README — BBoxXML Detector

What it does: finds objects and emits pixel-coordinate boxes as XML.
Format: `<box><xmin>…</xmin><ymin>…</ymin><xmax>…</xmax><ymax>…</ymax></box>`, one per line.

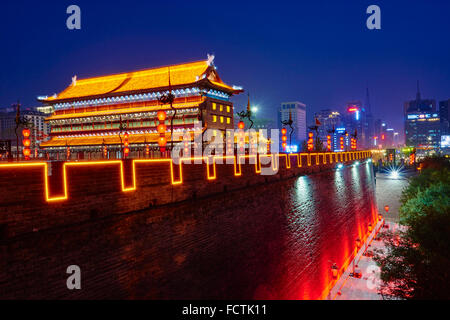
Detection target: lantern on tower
<box><xmin>281</xmin><ymin>128</ymin><xmax>287</xmax><ymax>152</ymax></box>
<box><xmin>327</xmin><ymin>135</ymin><xmax>331</xmax><ymax>151</ymax></box>
<box><xmin>157</xmin><ymin>111</ymin><xmax>167</xmax><ymax>152</ymax></box>
<box><xmin>238</xmin><ymin>121</ymin><xmax>245</xmax><ymax>154</ymax></box>
<box><xmin>123</xmin><ymin>132</ymin><xmax>130</xmax><ymax>157</ymax></box>
<box><xmin>22</xmin><ymin>128</ymin><xmax>31</xmax><ymax>160</ymax></box>
<box><xmin>340</xmin><ymin>136</ymin><xmax>344</xmax><ymax>151</ymax></box>
<box><xmin>351</xmin><ymin>138</ymin><xmax>356</xmax><ymax>150</ymax></box>
<box><xmin>307</xmin><ymin>132</ymin><xmax>314</xmax><ymax>151</ymax></box>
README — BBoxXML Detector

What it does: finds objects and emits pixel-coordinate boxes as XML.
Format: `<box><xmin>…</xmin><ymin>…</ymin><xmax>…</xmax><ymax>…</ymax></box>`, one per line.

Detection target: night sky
<box><xmin>1</xmin><ymin>0</ymin><xmax>449</xmax><ymax>135</ymax></box>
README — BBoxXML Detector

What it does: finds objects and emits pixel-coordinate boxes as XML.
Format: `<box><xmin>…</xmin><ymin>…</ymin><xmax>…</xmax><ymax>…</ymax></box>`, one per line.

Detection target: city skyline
<box><xmin>1</xmin><ymin>0</ymin><xmax>449</xmax><ymax>136</ymax></box>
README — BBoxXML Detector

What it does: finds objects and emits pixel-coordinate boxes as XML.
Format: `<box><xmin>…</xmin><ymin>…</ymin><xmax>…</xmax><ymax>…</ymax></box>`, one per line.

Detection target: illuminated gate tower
<box><xmin>39</xmin><ymin>57</ymin><xmax>243</xmax><ymax>158</ymax></box>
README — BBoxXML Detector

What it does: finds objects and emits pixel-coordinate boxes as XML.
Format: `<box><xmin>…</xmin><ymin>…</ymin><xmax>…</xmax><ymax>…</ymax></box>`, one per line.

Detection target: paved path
<box><xmin>331</xmin><ymin>220</ymin><xmax>403</xmax><ymax>300</ymax></box>
<box><xmin>326</xmin><ymin>169</ymin><xmax>412</xmax><ymax>300</ymax></box>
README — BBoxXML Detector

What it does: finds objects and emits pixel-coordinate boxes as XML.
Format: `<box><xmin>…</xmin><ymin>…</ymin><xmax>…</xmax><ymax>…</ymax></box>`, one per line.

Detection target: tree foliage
<box><xmin>374</xmin><ymin>156</ymin><xmax>450</xmax><ymax>300</ymax></box>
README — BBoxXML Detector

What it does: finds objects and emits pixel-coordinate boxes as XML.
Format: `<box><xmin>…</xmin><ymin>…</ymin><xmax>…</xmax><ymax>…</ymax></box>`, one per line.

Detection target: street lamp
<box><xmin>331</xmin><ymin>263</ymin><xmax>339</xmax><ymax>279</ymax></box>
<box><xmin>14</xmin><ymin>102</ymin><xmax>31</xmax><ymax>162</ymax></box>
<box><xmin>356</xmin><ymin>237</ymin><xmax>361</xmax><ymax>249</ymax></box>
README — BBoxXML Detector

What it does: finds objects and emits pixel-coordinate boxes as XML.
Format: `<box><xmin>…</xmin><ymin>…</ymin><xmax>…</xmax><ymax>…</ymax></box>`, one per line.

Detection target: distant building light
<box><xmin>286</xmin><ymin>145</ymin><xmax>298</xmax><ymax>153</ymax></box>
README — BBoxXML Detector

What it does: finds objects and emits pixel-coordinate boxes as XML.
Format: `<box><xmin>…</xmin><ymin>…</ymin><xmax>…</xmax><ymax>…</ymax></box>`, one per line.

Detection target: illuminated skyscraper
<box><xmin>278</xmin><ymin>102</ymin><xmax>306</xmax><ymax>146</ymax></box>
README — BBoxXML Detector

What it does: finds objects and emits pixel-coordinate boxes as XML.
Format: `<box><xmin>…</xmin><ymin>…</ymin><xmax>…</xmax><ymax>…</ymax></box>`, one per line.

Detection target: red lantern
<box><xmin>23</xmin><ymin>138</ymin><xmax>31</xmax><ymax>147</ymax></box>
<box><xmin>157</xmin><ymin>124</ymin><xmax>167</xmax><ymax>134</ymax></box>
<box><xmin>123</xmin><ymin>132</ymin><xmax>130</xmax><ymax>158</ymax></box>
<box><xmin>282</xmin><ymin>135</ymin><xmax>287</xmax><ymax>142</ymax></box>
<box><xmin>158</xmin><ymin>136</ymin><xmax>167</xmax><ymax>147</ymax></box>
<box><xmin>281</xmin><ymin>128</ymin><xmax>287</xmax><ymax>135</ymax></box>
<box><xmin>22</xmin><ymin>128</ymin><xmax>30</xmax><ymax>137</ymax></box>
<box><xmin>157</xmin><ymin>111</ymin><xmax>167</xmax><ymax>122</ymax></box>
<box><xmin>307</xmin><ymin>132</ymin><xmax>314</xmax><ymax>151</ymax></box>
<box><xmin>23</xmin><ymin>148</ymin><xmax>31</xmax><ymax>157</ymax></box>
<box><xmin>238</xmin><ymin>121</ymin><xmax>245</xmax><ymax>130</ymax></box>
<box><xmin>22</xmin><ymin>128</ymin><xmax>31</xmax><ymax>160</ymax></box>
<box><xmin>384</xmin><ymin>205</ymin><xmax>389</xmax><ymax>213</ymax></box>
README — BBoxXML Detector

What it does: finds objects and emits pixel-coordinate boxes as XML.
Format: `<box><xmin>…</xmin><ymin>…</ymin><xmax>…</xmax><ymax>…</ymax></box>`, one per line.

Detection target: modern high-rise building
<box><xmin>343</xmin><ymin>101</ymin><xmax>368</xmax><ymax>149</ymax></box>
<box><xmin>403</xmin><ymin>82</ymin><xmax>437</xmax><ymax>115</ymax></box>
<box><xmin>278</xmin><ymin>102</ymin><xmax>307</xmax><ymax>147</ymax></box>
<box><xmin>364</xmin><ymin>87</ymin><xmax>375</xmax><ymax>148</ymax></box>
<box><xmin>404</xmin><ymin>83</ymin><xmax>440</xmax><ymax>151</ymax></box>
<box><xmin>439</xmin><ymin>99</ymin><xmax>450</xmax><ymax>135</ymax></box>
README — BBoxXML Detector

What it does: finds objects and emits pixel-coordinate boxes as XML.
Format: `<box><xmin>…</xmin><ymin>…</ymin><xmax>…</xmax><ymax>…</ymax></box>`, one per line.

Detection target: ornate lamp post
<box><xmin>14</xmin><ymin>102</ymin><xmax>30</xmax><ymax>162</ymax></box>
<box><xmin>158</xmin><ymin>68</ymin><xmax>176</xmax><ymax>152</ymax></box>
<box><xmin>236</xmin><ymin>94</ymin><xmax>254</xmax><ymax>129</ymax></box>
<box><xmin>281</xmin><ymin>110</ymin><xmax>294</xmax><ymax>147</ymax></box>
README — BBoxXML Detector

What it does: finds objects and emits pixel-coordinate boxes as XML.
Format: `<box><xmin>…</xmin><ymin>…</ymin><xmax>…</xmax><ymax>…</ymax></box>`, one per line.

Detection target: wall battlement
<box><xmin>0</xmin><ymin>151</ymin><xmax>371</xmax><ymax>239</ymax></box>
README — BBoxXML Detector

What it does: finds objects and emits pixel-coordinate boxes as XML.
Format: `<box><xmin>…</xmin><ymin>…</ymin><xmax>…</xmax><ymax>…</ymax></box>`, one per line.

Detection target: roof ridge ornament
<box><xmin>72</xmin><ymin>75</ymin><xmax>77</xmax><ymax>86</ymax></box>
<box><xmin>207</xmin><ymin>54</ymin><xmax>215</xmax><ymax>67</ymax></box>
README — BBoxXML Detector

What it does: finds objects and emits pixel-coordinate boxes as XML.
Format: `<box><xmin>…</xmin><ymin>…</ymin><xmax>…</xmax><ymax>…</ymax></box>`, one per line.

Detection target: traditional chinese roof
<box><xmin>44</xmin><ymin>60</ymin><xmax>241</xmax><ymax>103</ymax></box>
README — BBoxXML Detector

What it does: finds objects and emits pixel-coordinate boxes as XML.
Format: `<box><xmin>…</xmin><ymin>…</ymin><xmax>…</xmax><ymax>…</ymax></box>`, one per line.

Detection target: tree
<box><xmin>374</xmin><ymin>157</ymin><xmax>450</xmax><ymax>299</ymax></box>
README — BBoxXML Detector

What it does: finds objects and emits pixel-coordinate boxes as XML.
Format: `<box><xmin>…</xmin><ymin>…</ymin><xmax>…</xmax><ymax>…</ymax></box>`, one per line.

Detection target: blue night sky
<box><xmin>1</xmin><ymin>0</ymin><xmax>449</xmax><ymax>135</ymax></box>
